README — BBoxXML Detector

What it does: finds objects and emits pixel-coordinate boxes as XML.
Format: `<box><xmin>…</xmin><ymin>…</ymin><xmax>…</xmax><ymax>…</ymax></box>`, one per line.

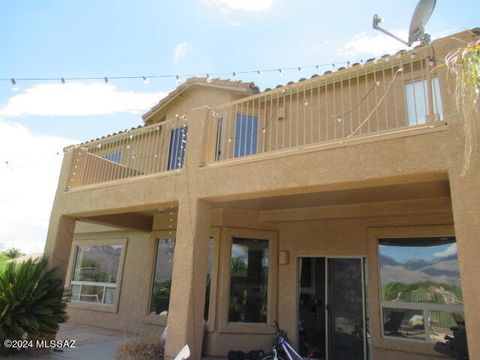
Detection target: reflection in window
<box><xmin>229</xmin><ymin>238</ymin><xmax>269</xmax><ymax>323</ymax></box>
<box><xmin>204</xmin><ymin>236</ymin><xmax>214</xmax><ymax>320</ymax></box>
<box><xmin>167</xmin><ymin>127</ymin><xmax>188</xmax><ymax>170</ymax></box>
<box><xmin>429</xmin><ymin>312</ymin><xmax>464</xmax><ymax>342</ymax></box>
<box><xmin>379</xmin><ymin>237</ymin><xmax>464</xmax><ymax>342</ymax></box>
<box><xmin>150</xmin><ymin>238</ymin><xmax>175</xmax><ymax>315</ymax></box>
<box><xmin>70</xmin><ymin>244</ymin><xmax>123</xmax><ymax>305</ymax></box>
<box><xmin>234</xmin><ymin>114</ymin><xmax>258</xmax><ymax>158</ymax></box>
<box><xmin>383</xmin><ymin>308</ymin><xmax>425</xmax><ymax>341</ymax></box>
<box><xmin>103</xmin><ymin>151</ymin><xmax>122</xmax><ymax>164</ymax></box>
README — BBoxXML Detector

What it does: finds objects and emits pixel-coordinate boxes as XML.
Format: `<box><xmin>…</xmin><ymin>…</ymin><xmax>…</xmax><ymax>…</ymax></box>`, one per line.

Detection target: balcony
<box><xmin>65</xmin><ymin>50</ymin><xmax>444</xmax><ymax>191</ymax></box>
<box><xmin>65</xmin><ymin>119</ymin><xmax>187</xmax><ymax>190</ymax></box>
<box><xmin>204</xmin><ymin>51</ymin><xmax>443</xmax><ymax>163</ymax></box>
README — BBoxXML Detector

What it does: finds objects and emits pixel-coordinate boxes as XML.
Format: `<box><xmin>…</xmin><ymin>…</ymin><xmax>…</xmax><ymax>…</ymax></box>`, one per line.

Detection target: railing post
<box><xmin>425</xmin><ymin>56</ymin><xmax>436</xmax><ymax>123</ymax></box>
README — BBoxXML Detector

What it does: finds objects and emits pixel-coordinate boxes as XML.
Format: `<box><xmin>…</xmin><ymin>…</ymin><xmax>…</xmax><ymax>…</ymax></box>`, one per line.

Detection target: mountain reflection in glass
<box><xmin>229</xmin><ymin>237</ymin><xmax>269</xmax><ymax>323</ymax></box>
<box><xmin>379</xmin><ymin>237</ymin><xmax>464</xmax><ymax>341</ymax></box>
<box><xmin>379</xmin><ymin>237</ymin><xmax>462</xmax><ymax>305</ymax></box>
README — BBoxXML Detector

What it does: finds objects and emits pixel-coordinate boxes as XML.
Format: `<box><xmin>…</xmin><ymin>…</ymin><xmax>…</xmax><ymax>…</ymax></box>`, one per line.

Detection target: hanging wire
<box><xmin>0</xmin><ymin>60</ymin><xmax>362</xmax><ymax>85</ymax></box>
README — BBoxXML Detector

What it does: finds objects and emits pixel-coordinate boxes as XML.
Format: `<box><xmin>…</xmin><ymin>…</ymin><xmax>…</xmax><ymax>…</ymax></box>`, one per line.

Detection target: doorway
<box><xmin>298</xmin><ymin>257</ymin><xmax>368</xmax><ymax>360</ymax></box>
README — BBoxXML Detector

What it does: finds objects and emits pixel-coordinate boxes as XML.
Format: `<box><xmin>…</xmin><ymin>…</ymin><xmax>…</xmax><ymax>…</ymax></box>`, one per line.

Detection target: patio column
<box><xmin>165</xmin><ymin>199</ymin><xmax>211</xmax><ymax>360</ymax></box>
<box><xmin>450</xmin><ymin>162</ymin><xmax>480</xmax><ymax>359</ymax></box>
<box><xmin>44</xmin><ymin>148</ymin><xmax>77</xmax><ymax>281</ymax></box>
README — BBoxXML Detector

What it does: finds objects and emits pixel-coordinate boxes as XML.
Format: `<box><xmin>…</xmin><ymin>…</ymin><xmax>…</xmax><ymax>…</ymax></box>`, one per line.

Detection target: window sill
<box><xmin>67</xmin><ymin>301</ymin><xmax>118</xmax><ymax>314</ymax></box>
<box><xmin>142</xmin><ymin>314</ymin><xmax>168</xmax><ymax>327</ymax></box>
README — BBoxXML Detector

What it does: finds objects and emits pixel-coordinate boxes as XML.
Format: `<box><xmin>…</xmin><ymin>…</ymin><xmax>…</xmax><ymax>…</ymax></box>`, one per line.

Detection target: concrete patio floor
<box><xmin>10</xmin><ymin>323</ymin><xmax>126</xmax><ymax>360</ymax></box>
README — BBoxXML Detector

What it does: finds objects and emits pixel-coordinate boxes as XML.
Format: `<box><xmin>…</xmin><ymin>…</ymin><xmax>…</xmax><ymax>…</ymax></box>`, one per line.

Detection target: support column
<box><xmin>44</xmin><ymin>147</ymin><xmax>77</xmax><ymax>281</ymax></box>
<box><xmin>165</xmin><ymin>199</ymin><xmax>211</xmax><ymax>360</ymax></box>
<box><xmin>450</xmin><ymin>163</ymin><xmax>480</xmax><ymax>359</ymax></box>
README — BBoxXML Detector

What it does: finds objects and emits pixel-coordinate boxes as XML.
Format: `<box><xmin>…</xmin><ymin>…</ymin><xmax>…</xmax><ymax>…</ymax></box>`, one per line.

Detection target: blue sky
<box><xmin>380</xmin><ymin>243</ymin><xmax>458</xmax><ymax>263</ymax></box>
<box><xmin>0</xmin><ymin>0</ymin><xmax>478</xmax><ymax>253</ymax></box>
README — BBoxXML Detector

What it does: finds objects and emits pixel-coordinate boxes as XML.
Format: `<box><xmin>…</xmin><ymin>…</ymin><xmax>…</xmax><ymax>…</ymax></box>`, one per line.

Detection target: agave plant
<box><xmin>0</xmin><ymin>257</ymin><xmax>67</xmax><ymax>351</ymax></box>
<box><xmin>445</xmin><ymin>39</ymin><xmax>480</xmax><ymax>175</ymax></box>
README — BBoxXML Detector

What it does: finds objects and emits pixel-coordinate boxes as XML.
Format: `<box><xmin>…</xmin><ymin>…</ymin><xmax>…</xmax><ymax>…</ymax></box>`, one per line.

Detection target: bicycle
<box><xmin>261</xmin><ymin>321</ymin><xmax>306</xmax><ymax>360</ymax></box>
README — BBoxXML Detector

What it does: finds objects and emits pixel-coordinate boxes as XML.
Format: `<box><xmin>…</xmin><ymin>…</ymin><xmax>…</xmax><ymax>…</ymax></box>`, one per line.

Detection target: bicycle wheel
<box><xmin>260</xmin><ymin>355</ymin><xmax>287</xmax><ymax>360</ymax></box>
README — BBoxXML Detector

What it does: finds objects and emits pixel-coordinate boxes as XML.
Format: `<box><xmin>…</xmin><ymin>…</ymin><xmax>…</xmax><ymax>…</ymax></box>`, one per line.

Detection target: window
<box><xmin>405</xmin><ymin>77</ymin><xmax>443</xmax><ymax>125</ymax></box>
<box><xmin>378</xmin><ymin>237</ymin><xmax>463</xmax><ymax>342</ymax></box>
<box><xmin>215</xmin><ymin>116</ymin><xmax>224</xmax><ymax>161</ymax></box>
<box><xmin>103</xmin><ymin>151</ymin><xmax>122</xmax><ymax>163</ymax></box>
<box><xmin>70</xmin><ymin>244</ymin><xmax>123</xmax><ymax>305</ymax></box>
<box><xmin>234</xmin><ymin>114</ymin><xmax>258</xmax><ymax>158</ymax></box>
<box><xmin>229</xmin><ymin>237</ymin><xmax>269</xmax><ymax>323</ymax></box>
<box><xmin>150</xmin><ymin>238</ymin><xmax>175</xmax><ymax>315</ymax></box>
<box><xmin>204</xmin><ymin>236</ymin><xmax>214</xmax><ymax>320</ymax></box>
<box><xmin>167</xmin><ymin>127</ymin><xmax>188</xmax><ymax>170</ymax></box>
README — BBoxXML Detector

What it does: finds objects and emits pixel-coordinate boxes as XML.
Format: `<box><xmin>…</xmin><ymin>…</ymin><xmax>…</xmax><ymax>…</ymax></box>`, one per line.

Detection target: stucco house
<box><xmin>45</xmin><ymin>29</ymin><xmax>480</xmax><ymax>360</ymax></box>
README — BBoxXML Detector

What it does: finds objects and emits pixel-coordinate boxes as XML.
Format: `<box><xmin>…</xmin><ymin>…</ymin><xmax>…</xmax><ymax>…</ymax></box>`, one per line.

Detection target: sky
<box><xmin>0</xmin><ymin>0</ymin><xmax>478</xmax><ymax>253</ymax></box>
<box><xmin>380</xmin><ymin>243</ymin><xmax>458</xmax><ymax>263</ymax></box>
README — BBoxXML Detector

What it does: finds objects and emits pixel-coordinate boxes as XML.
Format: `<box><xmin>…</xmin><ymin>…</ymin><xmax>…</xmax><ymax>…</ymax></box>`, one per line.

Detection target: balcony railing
<box><xmin>66</xmin><ymin>119</ymin><xmax>187</xmax><ymax>190</ymax></box>
<box><xmin>64</xmin><ymin>50</ymin><xmax>445</xmax><ymax>190</ymax></box>
<box><xmin>206</xmin><ymin>50</ymin><xmax>443</xmax><ymax>163</ymax></box>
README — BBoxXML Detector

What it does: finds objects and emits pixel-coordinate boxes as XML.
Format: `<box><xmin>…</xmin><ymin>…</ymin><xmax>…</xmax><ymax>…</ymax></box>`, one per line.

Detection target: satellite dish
<box><xmin>372</xmin><ymin>0</ymin><xmax>436</xmax><ymax>47</ymax></box>
<box><xmin>408</xmin><ymin>0</ymin><xmax>436</xmax><ymax>45</ymax></box>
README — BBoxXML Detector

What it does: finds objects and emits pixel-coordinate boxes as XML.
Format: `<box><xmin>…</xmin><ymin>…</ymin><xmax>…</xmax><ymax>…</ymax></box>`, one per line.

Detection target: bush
<box><xmin>0</xmin><ymin>257</ymin><xmax>67</xmax><ymax>353</ymax></box>
<box><xmin>116</xmin><ymin>335</ymin><xmax>165</xmax><ymax>359</ymax></box>
<box><xmin>4</xmin><ymin>248</ymin><xmax>22</xmax><ymax>260</ymax></box>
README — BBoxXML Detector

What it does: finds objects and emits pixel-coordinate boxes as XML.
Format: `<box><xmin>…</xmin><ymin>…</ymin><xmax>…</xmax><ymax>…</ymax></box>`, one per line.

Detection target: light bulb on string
<box><xmin>10</xmin><ymin>79</ymin><xmax>19</xmax><ymax>92</ymax></box>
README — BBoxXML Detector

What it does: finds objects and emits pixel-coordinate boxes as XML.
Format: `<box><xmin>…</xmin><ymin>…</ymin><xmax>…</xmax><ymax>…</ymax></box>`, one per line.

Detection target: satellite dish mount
<box><xmin>372</xmin><ymin>0</ymin><xmax>436</xmax><ymax>47</ymax></box>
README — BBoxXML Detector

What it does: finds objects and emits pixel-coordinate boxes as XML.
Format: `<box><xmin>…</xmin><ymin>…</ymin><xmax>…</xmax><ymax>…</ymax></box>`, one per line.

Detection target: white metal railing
<box><xmin>69</xmin><ymin>280</ymin><xmax>117</xmax><ymax>305</ymax></box>
<box><xmin>207</xmin><ymin>49</ymin><xmax>444</xmax><ymax>162</ymax></box>
<box><xmin>66</xmin><ymin>118</ymin><xmax>188</xmax><ymax>190</ymax></box>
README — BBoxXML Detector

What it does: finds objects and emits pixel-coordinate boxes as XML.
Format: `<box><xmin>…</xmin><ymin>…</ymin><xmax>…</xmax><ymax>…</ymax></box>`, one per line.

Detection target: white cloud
<box><xmin>0</xmin><ymin>82</ymin><xmax>166</xmax><ymax>117</ymax></box>
<box><xmin>202</xmin><ymin>0</ymin><xmax>276</xmax><ymax>12</ymax></box>
<box><xmin>173</xmin><ymin>42</ymin><xmax>190</xmax><ymax>64</ymax></box>
<box><xmin>340</xmin><ymin>30</ymin><xmax>408</xmax><ymax>58</ymax></box>
<box><xmin>0</xmin><ymin>118</ymin><xmax>78</xmax><ymax>253</ymax></box>
<box><xmin>434</xmin><ymin>244</ymin><xmax>458</xmax><ymax>258</ymax></box>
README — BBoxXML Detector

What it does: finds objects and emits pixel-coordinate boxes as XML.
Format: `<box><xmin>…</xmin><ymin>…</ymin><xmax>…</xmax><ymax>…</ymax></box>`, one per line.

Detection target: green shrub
<box><xmin>0</xmin><ymin>257</ymin><xmax>67</xmax><ymax>352</ymax></box>
<box><xmin>5</xmin><ymin>248</ymin><xmax>22</xmax><ymax>260</ymax></box>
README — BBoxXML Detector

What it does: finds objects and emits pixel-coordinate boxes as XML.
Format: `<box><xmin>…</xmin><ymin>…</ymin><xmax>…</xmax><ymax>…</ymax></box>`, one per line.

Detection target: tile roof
<box><xmin>142</xmin><ymin>76</ymin><xmax>259</xmax><ymax>121</ymax></box>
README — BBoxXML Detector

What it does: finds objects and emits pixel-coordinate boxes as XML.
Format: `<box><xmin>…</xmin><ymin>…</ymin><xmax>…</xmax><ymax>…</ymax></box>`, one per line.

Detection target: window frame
<box><xmin>367</xmin><ymin>225</ymin><xmax>460</xmax><ymax>356</ymax></box>
<box><xmin>378</xmin><ymin>236</ymin><xmax>463</xmax><ymax>343</ymax></box>
<box><xmin>233</xmin><ymin>113</ymin><xmax>259</xmax><ymax>158</ymax></box>
<box><xmin>404</xmin><ymin>76</ymin><xmax>443</xmax><ymax>126</ymax></box>
<box><xmin>65</xmin><ymin>237</ymin><xmax>128</xmax><ymax>314</ymax></box>
<box><xmin>167</xmin><ymin>126</ymin><xmax>188</xmax><ymax>170</ymax></box>
<box><xmin>218</xmin><ymin>227</ymin><xmax>278</xmax><ymax>334</ymax></box>
<box><xmin>205</xmin><ymin>227</ymin><xmax>221</xmax><ymax>332</ymax></box>
<box><xmin>146</xmin><ymin>235</ymin><xmax>176</xmax><ymax>320</ymax></box>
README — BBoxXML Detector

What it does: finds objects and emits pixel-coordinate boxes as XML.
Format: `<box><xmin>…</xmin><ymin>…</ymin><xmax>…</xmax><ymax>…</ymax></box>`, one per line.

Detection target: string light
<box><xmin>10</xmin><ymin>78</ymin><xmax>19</xmax><ymax>91</ymax></box>
<box><xmin>1</xmin><ymin>59</ymin><xmax>374</xmax><ymax>87</ymax></box>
